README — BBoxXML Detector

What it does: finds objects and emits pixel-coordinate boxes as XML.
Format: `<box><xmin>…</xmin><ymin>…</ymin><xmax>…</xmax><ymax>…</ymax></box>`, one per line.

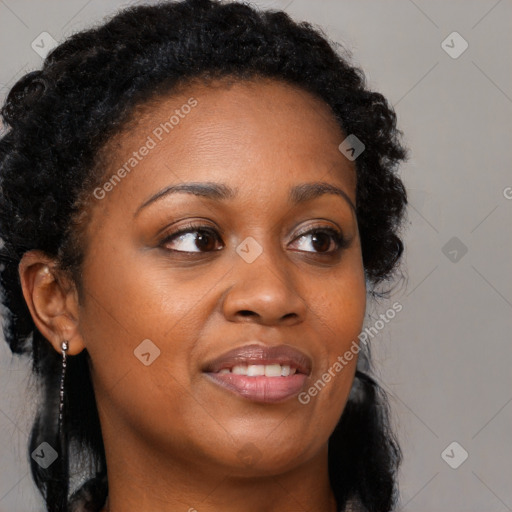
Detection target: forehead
<box><xmin>91</xmin><ymin>77</ymin><xmax>356</xmax><ymax>217</ymax></box>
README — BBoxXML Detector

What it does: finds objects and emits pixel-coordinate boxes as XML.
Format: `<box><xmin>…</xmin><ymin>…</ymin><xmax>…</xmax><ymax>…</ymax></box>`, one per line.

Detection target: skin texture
<box><xmin>19</xmin><ymin>78</ymin><xmax>367</xmax><ymax>512</ymax></box>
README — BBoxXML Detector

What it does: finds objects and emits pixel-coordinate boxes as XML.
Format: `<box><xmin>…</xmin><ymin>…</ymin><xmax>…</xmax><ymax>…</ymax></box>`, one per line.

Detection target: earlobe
<box><xmin>18</xmin><ymin>249</ymin><xmax>86</xmax><ymax>356</ymax></box>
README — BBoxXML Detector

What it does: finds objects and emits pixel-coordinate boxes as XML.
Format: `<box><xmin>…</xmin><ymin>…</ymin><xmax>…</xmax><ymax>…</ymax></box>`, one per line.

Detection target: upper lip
<box><xmin>203</xmin><ymin>343</ymin><xmax>312</xmax><ymax>375</ymax></box>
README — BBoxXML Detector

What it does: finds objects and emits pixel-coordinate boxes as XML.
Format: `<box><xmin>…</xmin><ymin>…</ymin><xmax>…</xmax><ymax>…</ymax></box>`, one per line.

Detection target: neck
<box><xmin>100</xmin><ymin>423</ymin><xmax>338</xmax><ymax>512</ymax></box>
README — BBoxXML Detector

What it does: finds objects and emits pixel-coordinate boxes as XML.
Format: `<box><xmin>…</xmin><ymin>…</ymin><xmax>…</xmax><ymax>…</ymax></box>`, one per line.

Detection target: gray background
<box><xmin>1</xmin><ymin>0</ymin><xmax>511</xmax><ymax>510</ymax></box>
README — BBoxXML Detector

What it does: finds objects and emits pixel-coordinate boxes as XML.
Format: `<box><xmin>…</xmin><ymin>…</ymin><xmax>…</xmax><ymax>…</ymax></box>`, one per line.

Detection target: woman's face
<box><xmin>76</xmin><ymin>77</ymin><xmax>366</xmax><ymax>476</ymax></box>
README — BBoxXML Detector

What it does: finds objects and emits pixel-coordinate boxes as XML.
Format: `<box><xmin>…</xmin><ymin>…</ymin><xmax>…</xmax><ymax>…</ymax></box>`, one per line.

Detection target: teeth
<box><xmin>217</xmin><ymin>364</ymin><xmax>299</xmax><ymax>376</ymax></box>
<box><xmin>265</xmin><ymin>364</ymin><xmax>282</xmax><ymax>377</ymax></box>
<box><xmin>232</xmin><ymin>365</ymin><xmax>246</xmax><ymax>375</ymax></box>
<box><xmin>247</xmin><ymin>364</ymin><xmax>266</xmax><ymax>376</ymax></box>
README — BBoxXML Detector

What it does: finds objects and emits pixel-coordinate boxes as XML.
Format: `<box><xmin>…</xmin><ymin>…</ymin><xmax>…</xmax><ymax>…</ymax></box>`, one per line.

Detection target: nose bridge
<box><xmin>237</xmin><ymin>233</ymin><xmax>289</xmax><ymax>287</ymax></box>
<box><xmin>222</xmin><ymin>232</ymin><xmax>306</xmax><ymax>323</ymax></box>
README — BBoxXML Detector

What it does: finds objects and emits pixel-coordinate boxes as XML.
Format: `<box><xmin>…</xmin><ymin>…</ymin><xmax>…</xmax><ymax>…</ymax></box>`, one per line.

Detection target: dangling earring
<box><xmin>58</xmin><ymin>340</ymin><xmax>69</xmax><ymax>436</ymax></box>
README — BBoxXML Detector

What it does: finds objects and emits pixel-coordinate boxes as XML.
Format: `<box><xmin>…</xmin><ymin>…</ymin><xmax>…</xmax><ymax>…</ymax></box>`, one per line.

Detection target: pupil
<box><xmin>197</xmin><ymin>232</ymin><xmax>214</xmax><ymax>251</ymax></box>
<box><xmin>312</xmin><ymin>233</ymin><xmax>330</xmax><ymax>252</ymax></box>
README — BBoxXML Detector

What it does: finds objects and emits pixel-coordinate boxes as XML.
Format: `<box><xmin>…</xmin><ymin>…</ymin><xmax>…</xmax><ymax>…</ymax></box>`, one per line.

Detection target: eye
<box><xmin>289</xmin><ymin>227</ymin><xmax>349</xmax><ymax>254</ymax></box>
<box><xmin>160</xmin><ymin>223</ymin><xmax>223</xmax><ymax>253</ymax></box>
<box><xmin>159</xmin><ymin>223</ymin><xmax>349</xmax><ymax>255</ymax></box>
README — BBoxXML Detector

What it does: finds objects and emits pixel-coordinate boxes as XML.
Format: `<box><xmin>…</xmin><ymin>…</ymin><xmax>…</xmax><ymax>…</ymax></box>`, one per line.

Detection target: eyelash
<box><xmin>159</xmin><ymin>222</ymin><xmax>350</xmax><ymax>255</ymax></box>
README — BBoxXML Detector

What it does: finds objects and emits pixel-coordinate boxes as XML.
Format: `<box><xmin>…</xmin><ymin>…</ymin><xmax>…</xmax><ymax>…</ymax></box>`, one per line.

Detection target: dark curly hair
<box><xmin>0</xmin><ymin>0</ymin><xmax>408</xmax><ymax>511</ymax></box>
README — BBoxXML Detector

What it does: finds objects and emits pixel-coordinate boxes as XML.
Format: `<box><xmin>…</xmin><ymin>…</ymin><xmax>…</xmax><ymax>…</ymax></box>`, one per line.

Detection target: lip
<box><xmin>202</xmin><ymin>343</ymin><xmax>312</xmax><ymax>403</ymax></box>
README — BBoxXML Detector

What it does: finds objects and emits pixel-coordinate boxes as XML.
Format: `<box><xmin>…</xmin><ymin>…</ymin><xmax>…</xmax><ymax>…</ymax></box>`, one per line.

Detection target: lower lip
<box><xmin>204</xmin><ymin>372</ymin><xmax>308</xmax><ymax>403</ymax></box>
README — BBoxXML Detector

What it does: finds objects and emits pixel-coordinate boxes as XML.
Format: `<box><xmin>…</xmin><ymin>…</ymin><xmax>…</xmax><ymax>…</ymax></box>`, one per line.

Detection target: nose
<box><xmin>221</xmin><ymin>240</ymin><xmax>308</xmax><ymax>326</ymax></box>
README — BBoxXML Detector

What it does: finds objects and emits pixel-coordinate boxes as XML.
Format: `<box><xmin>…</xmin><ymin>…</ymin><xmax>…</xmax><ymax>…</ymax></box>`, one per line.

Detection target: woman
<box><xmin>0</xmin><ymin>0</ymin><xmax>408</xmax><ymax>511</ymax></box>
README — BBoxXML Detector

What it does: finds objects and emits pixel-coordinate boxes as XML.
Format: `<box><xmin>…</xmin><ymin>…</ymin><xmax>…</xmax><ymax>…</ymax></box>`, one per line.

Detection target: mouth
<box><xmin>202</xmin><ymin>344</ymin><xmax>312</xmax><ymax>403</ymax></box>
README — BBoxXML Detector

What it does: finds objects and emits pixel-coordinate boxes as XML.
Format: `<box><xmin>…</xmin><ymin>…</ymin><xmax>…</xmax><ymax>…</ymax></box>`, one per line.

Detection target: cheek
<box><xmin>77</xmin><ymin>254</ymin><xmax>215</xmax><ymax>442</ymax></box>
<box><xmin>77</xmin><ymin>241</ymin><xmax>189</xmax><ymax>386</ymax></box>
<box><xmin>300</xmin><ymin>254</ymin><xmax>366</xmax><ymax>414</ymax></box>
<box><xmin>311</xmin><ymin>251</ymin><xmax>367</xmax><ymax>346</ymax></box>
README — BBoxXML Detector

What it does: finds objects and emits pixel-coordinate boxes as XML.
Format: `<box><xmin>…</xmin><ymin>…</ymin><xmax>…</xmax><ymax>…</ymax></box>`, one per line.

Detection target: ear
<box><xmin>18</xmin><ymin>250</ymin><xmax>86</xmax><ymax>356</ymax></box>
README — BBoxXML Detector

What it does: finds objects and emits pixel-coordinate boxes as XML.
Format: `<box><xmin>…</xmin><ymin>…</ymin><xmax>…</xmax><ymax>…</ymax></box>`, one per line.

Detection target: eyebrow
<box><xmin>134</xmin><ymin>180</ymin><xmax>356</xmax><ymax>217</ymax></box>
